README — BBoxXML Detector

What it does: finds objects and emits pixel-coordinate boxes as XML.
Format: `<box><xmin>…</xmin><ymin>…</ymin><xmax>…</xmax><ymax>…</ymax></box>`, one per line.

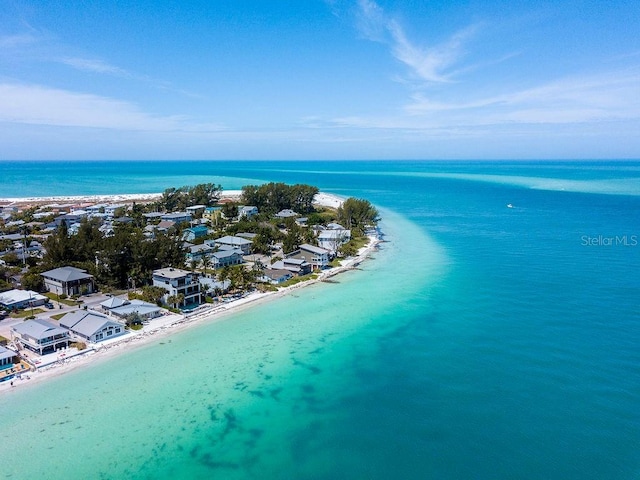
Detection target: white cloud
<box><xmin>406</xmin><ymin>69</ymin><xmax>640</xmax><ymax>125</ymax></box>
<box><xmin>355</xmin><ymin>0</ymin><xmax>477</xmax><ymax>83</ymax></box>
<box><xmin>59</xmin><ymin>57</ymin><xmax>131</xmax><ymax>77</ymax></box>
<box><xmin>0</xmin><ymin>33</ymin><xmax>37</xmax><ymax>48</ymax></box>
<box><xmin>0</xmin><ymin>83</ymin><xmax>223</xmax><ymax>132</ymax></box>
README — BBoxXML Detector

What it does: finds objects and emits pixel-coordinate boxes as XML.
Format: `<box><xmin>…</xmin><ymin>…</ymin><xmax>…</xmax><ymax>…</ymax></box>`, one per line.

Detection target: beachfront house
<box><xmin>11</xmin><ymin>319</ymin><xmax>71</xmax><ymax>354</ymax></box>
<box><xmin>290</xmin><ymin>244</ymin><xmax>330</xmax><ymax>270</ymax></box>
<box><xmin>261</xmin><ymin>268</ymin><xmax>293</xmax><ymax>285</ymax></box>
<box><xmin>271</xmin><ymin>257</ymin><xmax>312</xmax><ymax>276</ymax></box>
<box><xmin>0</xmin><ymin>345</ymin><xmax>27</xmax><ymax>383</ymax></box>
<box><xmin>152</xmin><ymin>267</ymin><xmax>202</xmax><ymax>308</ymax></box>
<box><xmin>100</xmin><ymin>296</ymin><xmax>129</xmax><ymax>312</ymax></box>
<box><xmin>317</xmin><ymin>228</ymin><xmax>351</xmax><ymax>255</ymax></box>
<box><xmin>41</xmin><ymin>266</ymin><xmax>95</xmax><ymax>297</ymax></box>
<box><xmin>60</xmin><ymin>311</ymin><xmax>125</xmax><ymax>343</ymax></box>
<box><xmin>0</xmin><ymin>289</ymin><xmax>48</xmax><ymax>310</ymax></box>
<box><xmin>109</xmin><ymin>300</ymin><xmax>162</xmax><ymax>321</ymax></box>
<box><xmin>0</xmin><ymin>346</ymin><xmax>18</xmax><ymax>370</ymax></box>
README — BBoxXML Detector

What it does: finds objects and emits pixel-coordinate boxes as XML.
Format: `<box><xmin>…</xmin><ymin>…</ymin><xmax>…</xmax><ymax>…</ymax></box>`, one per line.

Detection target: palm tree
<box><xmin>201</xmin><ymin>254</ymin><xmax>212</xmax><ymax>277</ymax></box>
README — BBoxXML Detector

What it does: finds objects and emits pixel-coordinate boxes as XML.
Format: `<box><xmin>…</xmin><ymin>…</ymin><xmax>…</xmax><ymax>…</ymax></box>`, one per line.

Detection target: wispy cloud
<box><xmin>354</xmin><ymin>0</ymin><xmax>477</xmax><ymax>84</ymax></box>
<box><xmin>0</xmin><ymin>83</ymin><xmax>223</xmax><ymax>132</ymax></box>
<box><xmin>0</xmin><ymin>33</ymin><xmax>38</xmax><ymax>48</ymax></box>
<box><xmin>59</xmin><ymin>57</ymin><xmax>132</xmax><ymax>77</ymax></box>
<box><xmin>406</xmin><ymin>69</ymin><xmax>640</xmax><ymax>124</ymax></box>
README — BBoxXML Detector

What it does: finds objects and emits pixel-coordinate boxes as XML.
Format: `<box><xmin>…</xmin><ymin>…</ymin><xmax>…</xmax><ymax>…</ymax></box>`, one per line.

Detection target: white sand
<box><xmin>0</xmin><ymin>190</ymin><xmax>343</xmax><ymax>207</ymax></box>
<box><xmin>0</xmin><ymin>191</ymin><xmax>374</xmax><ymax>392</ymax></box>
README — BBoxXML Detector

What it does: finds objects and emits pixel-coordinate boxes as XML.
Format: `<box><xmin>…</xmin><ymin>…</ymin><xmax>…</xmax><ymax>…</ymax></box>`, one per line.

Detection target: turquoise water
<box><xmin>1</xmin><ymin>160</ymin><xmax>639</xmax><ymax>479</ymax></box>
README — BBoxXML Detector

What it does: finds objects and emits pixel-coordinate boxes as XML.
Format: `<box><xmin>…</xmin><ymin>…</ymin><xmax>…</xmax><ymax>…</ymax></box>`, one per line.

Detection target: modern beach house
<box><xmin>152</xmin><ymin>267</ymin><xmax>202</xmax><ymax>308</ymax></box>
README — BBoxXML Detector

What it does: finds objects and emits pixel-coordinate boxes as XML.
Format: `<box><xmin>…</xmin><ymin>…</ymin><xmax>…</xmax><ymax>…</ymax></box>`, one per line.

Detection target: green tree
<box><xmin>336</xmin><ymin>198</ymin><xmax>380</xmax><ymax>235</ymax></box>
<box><xmin>22</xmin><ymin>271</ymin><xmax>44</xmax><ymax>291</ymax></box>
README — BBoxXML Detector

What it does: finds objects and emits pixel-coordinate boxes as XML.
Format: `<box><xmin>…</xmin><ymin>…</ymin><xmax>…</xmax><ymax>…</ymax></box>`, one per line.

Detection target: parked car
<box><xmin>45</xmin><ymin>302</ymin><xmax>54</xmax><ymax>309</ymax></box>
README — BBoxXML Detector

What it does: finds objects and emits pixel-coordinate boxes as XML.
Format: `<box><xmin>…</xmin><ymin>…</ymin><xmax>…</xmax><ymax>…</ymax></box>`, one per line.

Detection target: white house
<box><xmin>275</xmin><ymin>209</ymin><xmax>298</xmax><ymax>218</ymax></box>
<box><xmin>239</xmin><ymin>206</ymin><xmax>259</xmax><ymax>218</ymax></box>
<box><xmin>291</xmin><ymin>244</ymin><xmax>330</xmax><ymax>269</ymax></box>
<box><xmin>317</xmin><ymin>228</ymin><xmax>351</xmax><ymax>255</ymax></box>
<box><xmin>152</xmin><ymin>267</ymin><xmax>202</xmax><ymax>308</ymax></box>
<box><xmin>212</xmin><ymin>249</ymin><xmax>244</xmax><ymax>268</ymax></box>
<box><xmin>60</xmin><ymin>311</ymin><xmax>126</xmax><ymax>343</ymax></box>
<box><xmin>209</xmin><ymin>235</ymin><xmax>252</xmax><ymax>255</ymax></box>
<box><xmin>0</xmin><ymin>289</ymin><xmax>48</xmax><ymax>310</ymax></box>
<box><xmin>11</xmin><ymin>319</ymin><xmax>71</xmax><ymax>355</ymax></box>
<box><xmin>110</xmin><ymin>300</ymin><xmax>162</xmax><ymax>320</ymax></box>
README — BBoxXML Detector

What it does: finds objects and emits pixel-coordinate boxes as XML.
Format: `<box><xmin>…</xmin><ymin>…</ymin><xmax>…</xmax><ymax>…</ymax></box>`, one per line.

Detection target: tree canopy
<box><xmin>156</xmin><ymin>183</ymin><xmax>223</xmax><ymax>211</ymax></box>
<box><xmin>241</xmin><ymin>183</ymin><xmax>319</xmax><ymax>215</ymax></box>
<box><xmin>336</xmin><ymin>198</ymin><xmax>380</xmax><ymax>235</ymax></box>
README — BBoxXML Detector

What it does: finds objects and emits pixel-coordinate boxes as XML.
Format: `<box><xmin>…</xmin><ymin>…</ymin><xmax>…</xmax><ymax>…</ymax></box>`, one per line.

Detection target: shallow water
<box><xmin>1</xmin><ymin>160</ymin><xmax>639</xmax><ymax>479</ymax></box>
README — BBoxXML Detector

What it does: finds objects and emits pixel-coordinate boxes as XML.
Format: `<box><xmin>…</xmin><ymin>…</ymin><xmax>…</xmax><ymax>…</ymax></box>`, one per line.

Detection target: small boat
<box><xmin>507</xmin><ymin>203</ymin><xmax>513</xmax><ymax>208</ymax></box>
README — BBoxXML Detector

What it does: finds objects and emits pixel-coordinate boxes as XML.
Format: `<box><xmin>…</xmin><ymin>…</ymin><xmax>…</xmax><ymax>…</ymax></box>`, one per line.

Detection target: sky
<box><xmin>1</xmin><ymin>0</ymin><xmax>639</xmax><ymax>160</ymax></box>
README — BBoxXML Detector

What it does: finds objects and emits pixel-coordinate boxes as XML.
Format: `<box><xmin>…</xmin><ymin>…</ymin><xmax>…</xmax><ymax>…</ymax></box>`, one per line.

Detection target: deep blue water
<box><xmin>1</xmin><ymin>160</ymin><xmax>639</xmax><ymax>479</ymax></box>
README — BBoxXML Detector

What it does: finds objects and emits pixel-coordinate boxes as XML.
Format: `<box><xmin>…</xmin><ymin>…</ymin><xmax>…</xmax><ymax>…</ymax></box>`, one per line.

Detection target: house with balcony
<box><xmin>203</xmin><ymin>207</ymin><xmax>222</xmax><ymax>225</ymax></box>
<box><xmin>0</xmin><ymin>345</ymin><xmax>29</xmax><ymax>383</ymax></box>
<box><xmin>41</xmin><ymin>266</ymin><xmax>95</xmax><ymax>297</ymax></box>
<box><xmin>271</xmin><ymin>257</ymin><xmax>312</xmax><ymax>276</ymax></box>
<box><xmin>152</xmin><ymin>267</ymin><xmax>202</xmax><ymax>308</ymax></box>
<box><xmin>11</xmin><ymin>319</ymin><xmax>70</xmax><ymax>355</ymax></box>
<box><xmin>290</xmin><ymin>244</ymin><xmax>330</xmax><ymax>270</ymax></box>
<box><xmin>211</xmin><ymin>249</ymin><xmax>244</xmax><ymax>268</ymax></box>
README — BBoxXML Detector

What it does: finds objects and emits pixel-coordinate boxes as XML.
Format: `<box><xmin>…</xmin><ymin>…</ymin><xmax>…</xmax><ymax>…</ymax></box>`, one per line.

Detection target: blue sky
<box><xmin>1</xmin><ymin>0</ymin><xmax>639</xmax><ymax>160</ymax></box>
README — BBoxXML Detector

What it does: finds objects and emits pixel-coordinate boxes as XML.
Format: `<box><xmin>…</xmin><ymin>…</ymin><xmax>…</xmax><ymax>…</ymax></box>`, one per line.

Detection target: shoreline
<box><xmin>1</xmin><ymin>191</ymin><xmax>378</xmax><ymax>392</ymax></box>
<box><xmin>0</xmin><ymin>191</ymin><xmax>344</xmax><ymax>209</ymax></box>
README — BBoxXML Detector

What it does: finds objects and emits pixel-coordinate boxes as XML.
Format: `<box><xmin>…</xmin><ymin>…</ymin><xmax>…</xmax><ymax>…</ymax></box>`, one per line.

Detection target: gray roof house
<box><xmin>261</xmin><ymin>268</ymin><xmax>293</xmax><ymax>285</ymax></box>
<box><xmin>110</xmin><ymin>300</ymin><xmax>162</xmax><ymax>320</ymax></box>
<box><xmin>290</xmin><ymin>244</ymin><xmax>330</xmax><ymax>269</ymax></box>
<box><xmin>152</xmin><ymin>267</ymin><xmax>202</xmax><ymax>308</ymax></box>
<box><xmin>208</xmin><ymin>235</ymin><xmax>252</xmax><ymax>255</ymax></box>
<box><xmin>271</xmin><ymin>257</ymin><xmax>312</xmax><ymax>276</ymax></box>
<box><xmin>0</xmin><ymin>289</ymin><xmax>48</xmax><ymax>310</ymax></box>
<box><xmin>275</xmin><ymin>209</ymin><xmax>298</xmax><ymax>218</ymax></box>
<box><xmin>212</xmin><ymin>249</ymin><xmax>244</xmax><ymax>268</ymax></box>
<box><xmin>11</xmin><ymin>318</ymin><xmax>70</xmax><ymax>354</ymax></box>
<box><xmin>100</xmin><ymin>296</ymin><xmax>129</xmax><ymax>310</ymax></box>
<box><xmin>60</xmin><ymin>311</ymin><xmax>125</xmax><ymax>343</ymax></box>
<box><xmin>41</xmin><ymin>266</ymin><xmax>95</xmax><ymax>296</ymax></box>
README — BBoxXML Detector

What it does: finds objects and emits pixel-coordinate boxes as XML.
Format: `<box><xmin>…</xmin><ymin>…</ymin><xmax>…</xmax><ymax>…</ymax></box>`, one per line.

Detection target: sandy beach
<box><xmin>1</xmin><ymin>191</ymin><xmax>379</xmax><ymax>393</ymax></box>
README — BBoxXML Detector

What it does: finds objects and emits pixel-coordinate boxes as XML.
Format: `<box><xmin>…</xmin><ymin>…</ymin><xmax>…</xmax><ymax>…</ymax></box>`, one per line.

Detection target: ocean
<box><xmin>0</xmin><ymin>160</ymin><xmax>639</xmax><ymax>479</ymax></box>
